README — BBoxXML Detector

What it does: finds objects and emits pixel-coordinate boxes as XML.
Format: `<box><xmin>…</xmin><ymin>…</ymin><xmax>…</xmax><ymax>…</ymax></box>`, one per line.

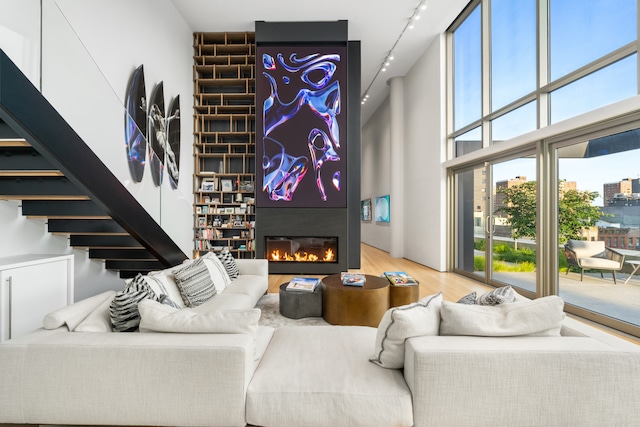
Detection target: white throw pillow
<box><xmin>439</xmin><ymin>296</ymin><xmax>565</xmax><ymax>337</ymax></box>
<box><xmin>74</xmin><ymin>296</ymin><xmax>114</xmax><ymax>332</ymax></box>
<box><xmin>370</xmin><ymin>293</ymin><xmax>442</xmax><ymax>369</ymax></box>
<box><xmin>43</xmin><ymin>290</ymin><xmax>115</xmax><ymax>330</ymax></box>
<box><xmin>200</xmin><ymin>252</ymin><xmax>231</xmax><ymax>292</ymax></box>
<box><xmin>143</xmin><ymin>271</ymin><xmax>185</xmax><ymax>308</ymax></box>
<box><xmin>138</xmin><ymin>299</ymin><xmax>260</xmax><ymax>336</ymax></box>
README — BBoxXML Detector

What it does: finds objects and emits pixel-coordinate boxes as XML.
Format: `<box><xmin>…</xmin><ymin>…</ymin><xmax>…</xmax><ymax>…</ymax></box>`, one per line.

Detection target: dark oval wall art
<box><xmin>166</xmin><ymin>95</ymin><xmax>181</xmax><ymax>189</ymax></box>
<box><xmin>124</xmin><ymin>65</ymin><xmax>147</xmax><ymax>182</ymax></box>
<box><xmin>148</xmin><ymin>81</ymin><xmax>166</xmax><ymax>187</ymax></box>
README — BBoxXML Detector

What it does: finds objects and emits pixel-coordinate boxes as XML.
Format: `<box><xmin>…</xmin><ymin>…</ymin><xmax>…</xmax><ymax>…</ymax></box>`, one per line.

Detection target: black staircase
<box><xmin>0</xmin><ymin>50</ymin><xmax>188</xmax><ymax>278</ymax></box>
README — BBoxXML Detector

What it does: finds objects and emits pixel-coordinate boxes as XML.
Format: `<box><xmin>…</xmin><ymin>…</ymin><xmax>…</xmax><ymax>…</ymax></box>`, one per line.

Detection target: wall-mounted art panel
<box><xmin>361</xmin><ymin>198</ymin><xmax>371</xmax><ymax>221</ymax></box>
<box><xmin>375</xmin><ymin>195</ymin><xmax>390</xmax><ymax>222</ymax></box>
<box><xmin>148</xmin><ymin>81</ymin><xmax>165</xmax><ymax>187</ymax></box>
<box><xmin>166</xmin><ymin>95</ymin><xmax>180</xmax><ymax>189</ymax></box>
<box><xmin>124</xmin><ymin>65</ymin><xmax>147</xmax><ymax>182</ymax></box>
<box><xmin>256</xmin><ymin>45</ymin><xmax>347</xmax><ymax>208</ymax></box>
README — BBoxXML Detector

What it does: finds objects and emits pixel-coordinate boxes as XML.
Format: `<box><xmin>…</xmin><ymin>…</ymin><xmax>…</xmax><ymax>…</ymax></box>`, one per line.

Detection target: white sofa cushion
<box><xmin>370</xmin><ymin>293</ymin><xmax>442</xmax><ymax>369</ymax></box>
<box><xmin>43</xmin><ymin>290</ymin><xmax>115</xmax><ymax>330</ymax></box>
<box><xmin>246</xmin><ymin>326</ymin><xmax>414</xmax><ymax>427</ymax></box>
<box><xmin>138</xmin><ymin>299</ymin><xmax>260</xmax><ymax>336</ymax></box>
<box><xmin>439</xmin><ymin>295</ymin><xmax>565</xmax><ymax>337</ymax></box>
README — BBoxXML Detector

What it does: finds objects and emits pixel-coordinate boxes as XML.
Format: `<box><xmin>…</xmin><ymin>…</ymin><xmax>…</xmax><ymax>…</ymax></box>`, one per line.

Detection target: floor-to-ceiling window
<box><xmin>448</xmin><ymin>0</ymin><xmax>640</xmax><ymax>337</ymax></box>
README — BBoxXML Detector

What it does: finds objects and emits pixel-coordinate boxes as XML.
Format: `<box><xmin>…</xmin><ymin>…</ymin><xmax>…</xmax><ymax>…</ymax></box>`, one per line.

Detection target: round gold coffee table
<box><xmin>321</xmin><ymin>274</ymin><xmax>389</xmax><ymax>327</ymax></box>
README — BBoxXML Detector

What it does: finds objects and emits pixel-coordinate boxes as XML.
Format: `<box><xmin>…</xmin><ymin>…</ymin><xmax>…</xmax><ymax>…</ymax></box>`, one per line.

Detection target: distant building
<box><xmin>604</xmin><ymin>178</ymin><xmax>635</xmax><ymax>206</ymax></box>
<box><xmin>599</xmin><ymin>226</ymin><xmax>640</xmax><ymax>250</ymax></box>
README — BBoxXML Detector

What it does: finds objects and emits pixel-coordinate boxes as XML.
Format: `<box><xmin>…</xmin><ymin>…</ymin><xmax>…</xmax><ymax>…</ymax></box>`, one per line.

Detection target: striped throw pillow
<box><xmin>110</xmin><ymin>274</ymin><xmax>158</xmax><ymax>332</ymax></box>
<box><xmin>216</xmin><ymin>247</ymin><xmax>240</xmax><ymax>280</ymax></box>
<box><xmin>173</xmin><ymin>258</ymin><xmax>217</xmax><ymax>307</ymax></box>
<box><xmin>477</xmin><ymin>286</ymin><xmax>516</xmax><ymax>305</ymax></box>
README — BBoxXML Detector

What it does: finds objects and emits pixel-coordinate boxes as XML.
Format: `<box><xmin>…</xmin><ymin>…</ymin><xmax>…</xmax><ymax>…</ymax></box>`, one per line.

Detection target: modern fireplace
<box><xmin>265</xmin><ymin>237</ymin><xmax>338</xmax><ymax>263</ymax></box>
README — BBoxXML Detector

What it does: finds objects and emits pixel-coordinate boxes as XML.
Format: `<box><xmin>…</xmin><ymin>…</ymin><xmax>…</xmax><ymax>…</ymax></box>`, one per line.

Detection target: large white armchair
<box><xmin>564</xmin><ymin>239</ymin><xmax>625</xmax><ymax>284</ymax></box>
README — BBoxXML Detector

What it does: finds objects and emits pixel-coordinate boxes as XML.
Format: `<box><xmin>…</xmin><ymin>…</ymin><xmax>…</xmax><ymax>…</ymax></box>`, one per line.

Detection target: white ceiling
<box><xmin>171</xmin><ymin>0</ymin><xmax>468</xmax><ymax>123</ymax></box>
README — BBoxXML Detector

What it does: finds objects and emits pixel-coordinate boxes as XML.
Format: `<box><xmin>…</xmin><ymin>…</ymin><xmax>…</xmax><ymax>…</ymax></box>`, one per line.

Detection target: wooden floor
<box><xmin>268</xmin><ymin>242</ymin><xmax>492</xmax><ymax>301</ymax></box>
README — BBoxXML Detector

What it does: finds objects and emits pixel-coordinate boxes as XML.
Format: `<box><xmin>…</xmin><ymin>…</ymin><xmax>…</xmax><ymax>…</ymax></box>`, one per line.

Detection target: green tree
<box><xmin>495</xmin><ymin>180</ymin><xmax>605</xmax><ymax>245</ymax></box>
<box><xmin>557</xmin><ymin>188</ymin><xmax>604</xmax><ymax>243</ymax></box>
<box><xmin>495</xmin><ymin>180</ymin><xmax>537</xmax><ymax>249</ymax></box>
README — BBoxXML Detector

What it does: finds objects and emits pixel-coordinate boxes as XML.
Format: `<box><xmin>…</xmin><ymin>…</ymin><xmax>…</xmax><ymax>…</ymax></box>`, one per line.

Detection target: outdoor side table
<box><xmin>623</xmin><ymin>260</ymin><xmax>640</xmax><ymax>285</ymax></box>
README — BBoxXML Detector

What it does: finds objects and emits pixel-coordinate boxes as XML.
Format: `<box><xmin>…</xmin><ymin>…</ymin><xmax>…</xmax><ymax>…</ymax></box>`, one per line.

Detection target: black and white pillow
<box><xmin>110</xmin><ymin>274</ymin><xmax>158</xmax><ymax>332</ymax></box>
<box><xmin>476</xmin><ymin>286</ymin><xmax>516</xmax><ymax>305</ymax></box>
<box><xmin>216</xmin><ymin>247</ymin><xmax>240</xmax><ymax>280</ymax></box>
<box><xmin>457</xmin><ymin>292</ymin><xmax>477</xmax><ymax>304</ymax></box>
<box><xmin>173</xmin><ymin>258</ymin><xmax>217</xmax><ymax>307</ymax></box>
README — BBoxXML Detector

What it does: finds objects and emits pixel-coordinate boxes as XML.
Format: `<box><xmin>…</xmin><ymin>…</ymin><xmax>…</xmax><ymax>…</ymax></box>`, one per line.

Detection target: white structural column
<box><xmin>389</xmin><ymin>76</ymin><xmax>404</xmax><ymax>258</ymax></box>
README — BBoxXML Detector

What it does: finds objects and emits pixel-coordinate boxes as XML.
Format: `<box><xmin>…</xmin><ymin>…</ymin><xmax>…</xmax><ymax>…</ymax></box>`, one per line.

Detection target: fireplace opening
<box><xmin>266</xmin><ymin>237</ymin><xmax>337</xmax><ymax>263</ymax></box>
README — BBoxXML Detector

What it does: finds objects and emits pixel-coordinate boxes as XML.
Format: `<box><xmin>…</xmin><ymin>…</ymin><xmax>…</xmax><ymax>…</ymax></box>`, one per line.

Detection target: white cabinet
<box><xmin>0</xmin><ymin>254</ymin><xmax>74</xmax><ymax>341</ymax></box>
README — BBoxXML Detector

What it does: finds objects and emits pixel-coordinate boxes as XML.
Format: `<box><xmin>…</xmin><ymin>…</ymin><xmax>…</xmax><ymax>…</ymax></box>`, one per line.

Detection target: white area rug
<box><xmin>256</xmin><ymin>293</ymin><xmax>328</xmax><ymax>328</ymax></box>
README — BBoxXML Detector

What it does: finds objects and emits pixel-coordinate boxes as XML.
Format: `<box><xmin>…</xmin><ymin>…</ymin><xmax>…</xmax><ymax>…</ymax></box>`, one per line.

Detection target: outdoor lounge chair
<box><xmin>564</xmin><ymin>239</ymin><xmax>625</xmax><ymax>284</ymax></box>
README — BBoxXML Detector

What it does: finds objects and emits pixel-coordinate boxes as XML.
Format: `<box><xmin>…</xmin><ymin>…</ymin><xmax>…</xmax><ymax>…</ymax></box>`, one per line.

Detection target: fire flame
<box><xmin>269</xmin><ymin>249</ymin><xmax>335</xmax><ymax>262</ymax></box>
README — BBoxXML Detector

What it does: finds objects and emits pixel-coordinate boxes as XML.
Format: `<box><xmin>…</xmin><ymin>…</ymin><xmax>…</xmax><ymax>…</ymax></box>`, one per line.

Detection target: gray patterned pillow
<box><xmin>457</xmin><ymin>292</ymin><xmax>477</xmax><ymax>304</ymax></box>
<box><xmin>110</xmin><ymin>275</ymin><xmax>158</xmax><ymax>332</ymax></box>
<box><xmin>477</xmin><ymin>286</ymin><xmax>516</xmax><ymax>306</ymax></box>
<box><xmin>173</xmin><ymin>258</ymin><xmax>217</xmax><ymax>307</ymax></box>
<box><xmin>216</xmin><ymin>247</ymin><xmax>240</xmax><ymax>280</ymax></box>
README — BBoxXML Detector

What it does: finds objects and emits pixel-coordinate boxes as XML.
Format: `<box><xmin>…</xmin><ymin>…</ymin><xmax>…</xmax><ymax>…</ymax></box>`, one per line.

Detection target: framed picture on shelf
<box><xmin>361</xmin><ymin>198</ymin><xmax>371</xmax><ymax>221</ymax></box>
<box><xmin>375</xmin><ymin>195</ymin><xmax>390</xmax><ymax>222</ymax></box>
<box><xmin>220</xmin><ymin>179</ymin><xmax>233</xmax><ymax>192</ymax></box>
<box><xmin>201</xmin><ymin>178</ymin><xmax>216</xmax><ymax>192</ymax></box>
<box><xmin>196</xmin><ymin>206</ymin><xmax>202</xmax><ymax>214</ymax></box>
<box><xmin>224</xmin><ymin>207</ymin><xmax>235</xmax><ymax>214</ymax></box>
<box><xmin>197</xmin><ymin>216</ymin><xmax>207</xmax><ymax>227</ymax></box>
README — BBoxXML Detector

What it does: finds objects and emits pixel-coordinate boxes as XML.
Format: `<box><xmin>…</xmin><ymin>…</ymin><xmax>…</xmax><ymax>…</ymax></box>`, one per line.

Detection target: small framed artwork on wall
<box><xmin>374</xmin><ymin>195</ymin><xmax>390</xmax><ymax>222</ymax></box>
<box><xmin>361</xmin><ymin>199</ymin><xmax>371</xmax><ymax>221</ymax></box>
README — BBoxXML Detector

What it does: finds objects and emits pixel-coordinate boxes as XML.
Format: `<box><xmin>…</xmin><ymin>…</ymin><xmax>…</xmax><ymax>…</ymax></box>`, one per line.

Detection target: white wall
<box><xmin>361</xmin><ymin>97</ymin><xmax>392</xmax><ymax>251</ymax></box>
<box><xmin>361</xmin><ymin>35</ymin><xmax>447</xmax><ymax>271</ymax></box>
<box><xmin>0</xmin><ymin>0</ymin><xmax>40</xmax><ymax>87</ymax></box>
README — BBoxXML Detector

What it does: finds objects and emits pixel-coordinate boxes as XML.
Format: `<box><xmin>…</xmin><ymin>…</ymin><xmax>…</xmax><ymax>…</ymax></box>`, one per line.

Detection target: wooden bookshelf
<box><xmin>193</xmin><ymin>32</ymin><xmax>256</xmax><ymax>259</ymax></box>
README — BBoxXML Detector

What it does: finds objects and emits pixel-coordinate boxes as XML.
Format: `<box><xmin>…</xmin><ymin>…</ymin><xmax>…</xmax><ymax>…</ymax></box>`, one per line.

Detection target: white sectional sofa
<box><xmin>1</xmin><ymin>263</ymin><xmax>639</xmax><ymax>427</ymax></box>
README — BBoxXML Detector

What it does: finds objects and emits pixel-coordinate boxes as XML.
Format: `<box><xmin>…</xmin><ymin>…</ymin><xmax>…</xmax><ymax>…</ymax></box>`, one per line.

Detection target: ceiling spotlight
<box><xmin>385</xmin><ymin>61</ymin><xmax>390</xmax><ymax>66</ymax></box>
<box><xmin>409</xmin><ymin>23</ymin><xmax>414</xmax><ymax>29</ymax></box>
<box><xmin>415</xmin><ymin>14</ymin><xmax>421</xmax><ymax>20</ymax></box>
<box><xmin>389</xmin><ymin>55</ymin><xmax>394</xmax><ymax>61</ymax></box>
<box><xmin>382</xmin><ymin>67</ymin><xmax>387</xmax><ymax>72</ymax></box>
<box><xmin>421</xmin><ymin>3</ymin><xmax>427</xmax><ymax>10</ymax></box>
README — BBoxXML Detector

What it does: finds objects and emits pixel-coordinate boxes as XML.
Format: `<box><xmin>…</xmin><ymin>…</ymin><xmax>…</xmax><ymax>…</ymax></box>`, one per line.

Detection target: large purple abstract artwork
<box><xmin>256</xmin><ymin>45</ymin><xmax>347</xmax><ymax>208</ymax></box>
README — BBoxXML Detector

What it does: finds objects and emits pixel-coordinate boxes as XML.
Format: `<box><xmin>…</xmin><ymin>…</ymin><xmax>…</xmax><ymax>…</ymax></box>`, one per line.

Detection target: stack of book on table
<box><xmin>341</xmin><ymin>272</ymin><xmax>366</xmax><ymax>286</ymax></box>
<box><xmin>286</xmin><ymin>277</ymin><xmax>320</xmax><ymax>292</ymax></box>
<box><xmin>383</xmin><ymin>271</ymin><xmax>418</xmax><ymax>286</ymax></box>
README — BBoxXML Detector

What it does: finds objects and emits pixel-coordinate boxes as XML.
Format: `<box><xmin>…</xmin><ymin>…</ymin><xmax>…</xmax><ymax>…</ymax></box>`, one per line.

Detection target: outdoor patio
<box><xmin>493</xmin><ymin>270</ymin><xmax>640</xmax><ymax>327</ymax></box>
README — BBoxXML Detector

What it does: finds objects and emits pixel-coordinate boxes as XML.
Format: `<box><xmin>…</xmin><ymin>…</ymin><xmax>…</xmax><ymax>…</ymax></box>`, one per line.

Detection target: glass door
<box><xmin>454</xmin><ymin>156</ymin><xmax>537</xmax><ymax>294</ymax></box>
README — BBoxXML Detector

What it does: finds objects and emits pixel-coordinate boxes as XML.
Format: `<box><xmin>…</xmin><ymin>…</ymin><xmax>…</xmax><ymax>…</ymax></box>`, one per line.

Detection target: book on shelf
<box><xmin>286</xmin><ymin>277</ymin><xmax>320</xmax><ymax>292</ymax></box>
<box><xmin>383</xmin><ymin>272</ymin><xmax>418</xmax><ymax>286</ymax></box>
<box><xmin>341</xmin><ymin>273</ymin><xmax>366</xmax><ymax>286</ymax></box>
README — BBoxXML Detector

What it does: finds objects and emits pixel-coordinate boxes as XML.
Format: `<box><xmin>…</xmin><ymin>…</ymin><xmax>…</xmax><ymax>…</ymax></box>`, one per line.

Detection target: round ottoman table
<box><xmin>279</xmin><ymin>282</ymin><xmax>323</xmax><ymax>319</ymax></box>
